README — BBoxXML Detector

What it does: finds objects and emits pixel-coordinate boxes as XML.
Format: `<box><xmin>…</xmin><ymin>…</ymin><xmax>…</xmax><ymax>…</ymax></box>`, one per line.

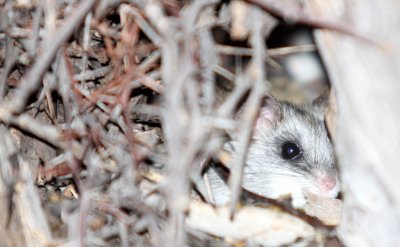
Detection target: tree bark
<box><xmin>309</xmin><ymin>1</ymin><xmax>400</xmax><ymax>246</ymax></box>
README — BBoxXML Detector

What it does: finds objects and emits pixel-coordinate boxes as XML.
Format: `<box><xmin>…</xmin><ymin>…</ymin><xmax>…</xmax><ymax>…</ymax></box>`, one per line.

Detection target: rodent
<box><xmin>205</xmin><ymin>94</ymin><xmax>340</xmax><ymax>207</ymax></box>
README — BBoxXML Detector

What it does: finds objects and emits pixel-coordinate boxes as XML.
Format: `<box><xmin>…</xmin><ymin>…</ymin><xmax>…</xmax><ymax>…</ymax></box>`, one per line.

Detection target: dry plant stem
<box><xmin>2</xmin><ymin>111</ymin><xmax>84</xmax><ymax>160</ymax></box>
<box><xmin>137</xmin><ymin>50</ymin><xmax>161</xmax><ymax>72</ymax></box>
<box><xmin>7</xmin><ymin>113</ymin><xmax>61</xmax><ymax>146</ymax></box>
<box><xmin>216</xmin><ymin>44</ymin><xmax>316</xmax><ymax>57</ymax></box>
<box><xmin>0</xmin><ymin>36</ymin><xmax>17</xmax><ymax>99</ymax></box>
<box><xmin>0</xmin><ymin>0</ymin><xmax>97</xmax><ymax>115</ymax></box>
<box><xmin>198</xmin><ymin>7</ymin><xmax>218</xmax><ymax>114</ymax></box>
<box><xmin>78</xmin><ymin>191</ymin><xmax>90</xmax><ymax>247</ymax></box>
<box><xmin>6</xmin><ymin>28</ymin><xmax>31</xmax><ymax>39</ymax></box>
<box><xmin>33</xmin><ymin>55</ymin><xmax>59</xmax><ymax>118</ymax></box>
<box><xmin>145</xmin><ymin>1</ymin><xmax>189</xmax><ymax>246</ymax></box>
<box><xmin>217</xmin><ymin>75</ymin><xmax>251</xmax><ymax>118</ymax></box>
<box><xmin>131</xmin><ymin>104</ymin><xmax>161</xmax><ymax>124</ymax></box>
<box><xmin>145</xmin><ymin>0</ymin><xmax>219</xmax><ymax>245</ymax></box>
<box><xmin>228</xmin><ymin>7</ymin><xmax>269</xmax><ymax>218</ymax></box>
<box><xmin>28</xmin><ymin>3</ymin><xmax>44</xmax><ymax>57</ymax></box>
<box><xmin>121</xmin><ymin>4</ymin><xmax>162</xmax><ymax>47</ymax></box>
<box><xmin>212</xmin><ymin>64</ymin><xmax>236</xmax><ymax>82</ymax></box>
<box><xmin>268</xmin><ymin>45</ymin><xmax>316</xmax><ymax>56</ymax></box>
<box><xmin>74</xmin><ymin>66</ymin><xmax>113</xmax><ymax>81</ymax></box>
<box><xmin>44</xmin><ymin>0</ymin><xmax>57</xmax><ymax>39</ymax></box>
<box><xmin>80</xmin><ymin>12</ymin><xmax>93</xmax><ymax>86</ymax></box>
<box><xmin>160</xmin><ymin>44</ymin><xmax>192</xmax><ymax>247</ymax></box>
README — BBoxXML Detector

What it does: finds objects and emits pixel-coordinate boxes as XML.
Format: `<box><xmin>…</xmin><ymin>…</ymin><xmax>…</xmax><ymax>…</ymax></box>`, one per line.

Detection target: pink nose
<box><xmin>320</xmin><ymin>177</ymin><xmax>337</xmax><ymax>191</ymax></box>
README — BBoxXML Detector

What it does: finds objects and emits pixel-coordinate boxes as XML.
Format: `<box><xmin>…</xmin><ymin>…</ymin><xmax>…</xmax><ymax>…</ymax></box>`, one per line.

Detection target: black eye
<box><xmin>281</xmin><ymin>142</ymin><xmax>301</xmax><ymax>160</ymax></box>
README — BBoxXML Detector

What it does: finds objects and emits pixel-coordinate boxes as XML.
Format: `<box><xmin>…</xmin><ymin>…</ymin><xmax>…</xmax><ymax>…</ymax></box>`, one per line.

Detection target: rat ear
<box><xmin>256</xmin><ymin>95</ymin><xmax>282</xmax><ymax>131</ymax></box>
<box><xmin>311</xmin><ymin>91</ymin><xmax>329</xmax><ymax>120</ymax></box>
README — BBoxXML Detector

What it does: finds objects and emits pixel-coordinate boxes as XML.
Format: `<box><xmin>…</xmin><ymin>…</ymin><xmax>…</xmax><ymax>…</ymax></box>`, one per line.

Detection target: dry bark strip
<box><xmin>308</xmin><ymin>0</ymin><xmax>400</xmax><ymax>246</ymax></box>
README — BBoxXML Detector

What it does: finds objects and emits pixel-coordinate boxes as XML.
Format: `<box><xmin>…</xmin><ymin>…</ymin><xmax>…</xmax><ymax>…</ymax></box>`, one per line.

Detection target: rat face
<box><xmin>241</xmin><ymin>97</ymin><xmax>340</xmax><ymax>199</ymax></box>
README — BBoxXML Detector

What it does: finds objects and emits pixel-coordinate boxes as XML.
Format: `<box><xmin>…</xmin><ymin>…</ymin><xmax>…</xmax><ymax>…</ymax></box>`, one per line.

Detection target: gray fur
<box><xmin>206</xmin><ymin>96</ymin><xmax>340</xmax><ymax>205</ymax></box>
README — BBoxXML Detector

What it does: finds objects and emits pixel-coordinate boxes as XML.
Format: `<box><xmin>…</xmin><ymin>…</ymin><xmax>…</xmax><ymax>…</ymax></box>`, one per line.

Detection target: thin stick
<box><xmin>0</xmin><ymin>0</ymin><xmax>97</xmax><ymax>114</ymax></box>
<box><xmin>216</xmin><ymin>44</ymin><xmax>316</xmax><ymax>57</ymax></box>
<box><xmin>228</xmin><ymin>7</ymin><xmax>270</xmax><ymax>219</ymax></box>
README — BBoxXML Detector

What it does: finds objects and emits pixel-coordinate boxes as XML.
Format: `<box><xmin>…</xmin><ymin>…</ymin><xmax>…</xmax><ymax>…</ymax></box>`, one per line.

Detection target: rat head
<box><xmin>242</xmin><ymin>94</ymin><xmax>340</xmax><ymax>199</ymax></box>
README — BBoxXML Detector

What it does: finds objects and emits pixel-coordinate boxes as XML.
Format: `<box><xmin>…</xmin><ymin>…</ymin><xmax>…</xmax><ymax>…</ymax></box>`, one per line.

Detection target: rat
<box><xmin>205</xmin><ymin>94</ymin><xmax>340</xmax><ymax>207</ymax></box>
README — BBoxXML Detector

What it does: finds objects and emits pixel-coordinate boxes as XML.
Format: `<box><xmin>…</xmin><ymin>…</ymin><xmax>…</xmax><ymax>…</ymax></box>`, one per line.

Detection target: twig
<box><xmin>216</xmin><ymin>44</ymin><xmax>316</xmax><ymax>57</ymax></box>
<box><xmin>212</xmin><ymin>64</ymin><xmax>236</xmax><ymax>82</ymax></box>
<box><xmin>0</xmin><ymin>36</ymin><xmax>18</xmax><ymax>99</ymax></box>
<box><xmin>228</xmin><ymin>6</ymin><xmax>270</xmax><ymax>219</ymax></box>
<box><xmin>137</xmin><ymin>50</ymin><xmax>161</xmax><ymax>72</ymax></box>
<box><xmin>74</xmin><ymin>66</ymin><xmax>113</xmax><ymax>81</ymax></box>
<box><xmin>151</xmin><ymin>1</ymin><xmax>221</xmax><ymax>246</ymax></box>
<box><xmin>79</xmin><ymin>12</ymin><xmax>93</xmax><ymax>86</ymax></box>
<box><xmin>0</xmin><ymin>0</ymin><xmax>97</xmax><ymax>114</ymax></box>
<box><xmin>120</xmin><ymin>4</ymin><xmax>162</xmax><ymax>46</ymax></box>
<box><xmin>199</xmin><ymin>7</ymin><xmax>218</xmax><ymax>113</ymax></box>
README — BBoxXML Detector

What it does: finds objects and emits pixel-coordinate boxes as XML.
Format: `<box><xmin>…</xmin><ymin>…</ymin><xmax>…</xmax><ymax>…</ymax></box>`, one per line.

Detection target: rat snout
<box><xmin>315</xmin><ymin>174</ymin><xmax>340</xmax><ymax>197</ymax></box>
<box><xmin>319</xmin><ymin>176</ymin><xmax>336</xmax><ymax>191</ymax></box>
